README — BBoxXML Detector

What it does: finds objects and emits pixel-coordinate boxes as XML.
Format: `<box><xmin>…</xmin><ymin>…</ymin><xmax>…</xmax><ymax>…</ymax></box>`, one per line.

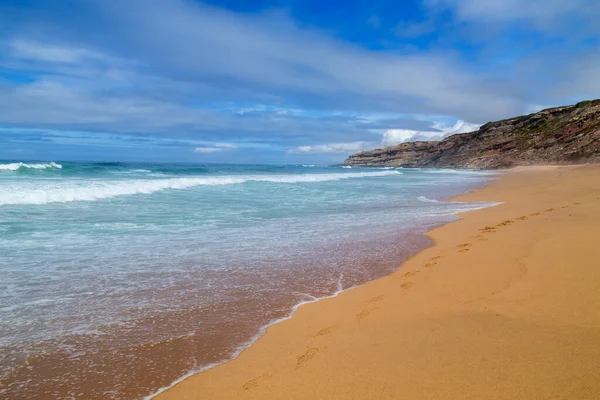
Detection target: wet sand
<box><xmin>155</xmin><ymin>164</ymin><xmax>600</xmax><ymax>400</ymax></box>
<box><xmin>1</xmin><ymin>229</ymin><xmax>432</xmax><ymax>399</ymax></box>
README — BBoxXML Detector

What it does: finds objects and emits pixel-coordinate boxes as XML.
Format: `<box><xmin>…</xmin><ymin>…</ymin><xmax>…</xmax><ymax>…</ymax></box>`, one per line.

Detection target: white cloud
<box><xmin>86</xmin><ymin>0</ymin><xmax>525</xmax><ymax>121</ymax></box>
<box><xmin>193</xmin><ymin>148</ymin><xmax>222</xmax><ymax>153</ymax></box>
<box><xmin>9</xmin><ymin>39</ymin><xmax>108</xmax><ymax>63</ymax></box>
<box><xmin>288</xmin><ymin>120</ymin><xmax>480</xmax><ymax>155</ymax></box>
<box><xmin>213</xmin><ymin>143</ymin><xmax>237</xmax><ymax>148</ymax></box>
<box><xmin>425</xmin><ymin>0</ymin><xmax>600</xmax><ymax>29</ymax></box>
<box><xmin>194</xmin><ymin>143</ymin><xmax>237</xmax><ymax>153</ymax></box>
<box><xmin>288</xmin><ymin>141</ymin><xmax>375</xmax><ymax>154</ymax></box>
<box><xmin>234</xmin><ymin>105</ymin><xmax>304</xmax><ymax>116</ymax></box>
<box><xmin>0</xmin><ymin>0</ymin><xmax>597</xmax><ymax>160</ymax></box>
<box><xmin>381</xmin><ymin>120</ymin><xmax>480</xmax><ymax>147</ymax></box>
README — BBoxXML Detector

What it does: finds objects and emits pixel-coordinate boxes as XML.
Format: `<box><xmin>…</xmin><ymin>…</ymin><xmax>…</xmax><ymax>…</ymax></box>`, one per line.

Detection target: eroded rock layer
<box><xmin>344</xmin><ymin>100</ymin><xmax>600</xmax><ymax>169</ymax></box>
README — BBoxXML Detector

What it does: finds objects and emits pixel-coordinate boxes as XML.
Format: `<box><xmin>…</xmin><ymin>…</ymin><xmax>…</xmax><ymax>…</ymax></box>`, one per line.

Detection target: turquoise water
<box><xmin>0</xmin><ymin>161</ymin><xmax>496</xmax><ymax>399</ymax></box>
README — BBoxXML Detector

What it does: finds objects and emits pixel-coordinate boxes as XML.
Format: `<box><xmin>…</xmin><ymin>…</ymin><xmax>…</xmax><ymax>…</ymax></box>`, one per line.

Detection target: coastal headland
<box><xmin>344</xmin><ymin>100</ymin><xmax>600</xmax><ymax>169</ymax></box>
<box><xmin>154</xmin><ymin>164</ymin><xmax>600</xmax><ymax>400</ymax></box>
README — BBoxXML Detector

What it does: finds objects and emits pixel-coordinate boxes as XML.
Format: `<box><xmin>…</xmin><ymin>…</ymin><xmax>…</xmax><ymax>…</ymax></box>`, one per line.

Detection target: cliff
<box><xmin>344</xmin><ymin>100</ymin><xmax>600</xmax><ymax>169</ymax></box>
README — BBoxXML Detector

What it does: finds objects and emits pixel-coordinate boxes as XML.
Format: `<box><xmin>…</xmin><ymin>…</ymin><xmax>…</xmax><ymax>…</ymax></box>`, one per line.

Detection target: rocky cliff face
<box><xmin>344</xmin><ymin>100</ymin><xmax>600</xmax><ymax>169</ymax></box>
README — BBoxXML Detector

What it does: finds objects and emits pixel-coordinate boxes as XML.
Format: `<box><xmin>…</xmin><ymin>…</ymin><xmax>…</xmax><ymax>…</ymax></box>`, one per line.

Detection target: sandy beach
<box><xmin>155</xmin><ymin>164</ymin><xmax>600</xmax><ymax>400</ymax></box>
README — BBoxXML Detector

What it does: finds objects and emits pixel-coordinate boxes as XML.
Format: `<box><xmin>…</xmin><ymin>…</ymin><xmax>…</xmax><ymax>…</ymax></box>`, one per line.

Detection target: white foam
<box><xmin>0</xmin><ymin>162</ymin><xmax>62</xmax><ymax>171</ymax></box>
<box><xmin>0</xmin><ymin>171</ymin><xmax>401</xmax><ymax>206</ymax></box>
<box><xmin>109</xmin><ymin>169</ymin><xmax>152</xmax><ymax>174</ymax></box>
<box><xmin>418</xmin><ymin>196</ymin><xmax>440</xmax><ymax>203</ymax></box>
<box><xmin>145</xmin><ymin>275</ymin><xmax>354</xmax><ymax>400</ymax></box>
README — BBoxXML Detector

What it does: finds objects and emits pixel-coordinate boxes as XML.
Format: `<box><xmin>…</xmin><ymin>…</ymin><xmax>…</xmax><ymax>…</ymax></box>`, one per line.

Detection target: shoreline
<box><xmin>145</xmin><ymin>274</ymin><xmax>364</xmax><ymax>400</ymax></box>
<box><xmin>155</xmin><ymin>164</ymin><xmax>600</xmax><ymax>400</ymax></box>
<box><xmin>146</xmin><ymin>168</ymin><xmax>509</xmax><ymax>399</ymax></box>
<box><xmin>2</xmin><ymin>166</ymin><xmax>493</xmax><ymax>400</ymax></box>
<box><xmin>145</xmin><ymin>276</ymin><xmax>357</xmax><ymax>400</ymax></box>
<box><xmin>146</xmin><ymin>182</ymin><xmax>496</xmax><ymax>399</ymax></box>
<box><xmin>145</xmin><ymin>172</ymin><xmax>498</xmax><ymax>399</ymax></box>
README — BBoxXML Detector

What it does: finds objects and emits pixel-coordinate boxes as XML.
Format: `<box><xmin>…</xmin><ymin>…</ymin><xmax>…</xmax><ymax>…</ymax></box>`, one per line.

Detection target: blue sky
<box><xmin>0</xmin><ymin>0</ymin><xmax>599</xmax><ymax>163</ymax></box>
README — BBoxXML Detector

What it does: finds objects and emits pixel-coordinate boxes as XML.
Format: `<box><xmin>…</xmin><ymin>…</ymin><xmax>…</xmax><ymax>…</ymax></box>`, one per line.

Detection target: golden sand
<box><xmin>155</xmin><ymin>164</ymin><xmax>600</xmax><ymax>400</ymax></box>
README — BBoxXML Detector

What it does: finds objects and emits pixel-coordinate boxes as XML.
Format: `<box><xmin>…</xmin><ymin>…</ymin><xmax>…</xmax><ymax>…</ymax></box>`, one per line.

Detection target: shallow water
<box><xmin>0</xmin><ymin>162</ymin><xmax>496</xmax><ymax>399</ymax></box>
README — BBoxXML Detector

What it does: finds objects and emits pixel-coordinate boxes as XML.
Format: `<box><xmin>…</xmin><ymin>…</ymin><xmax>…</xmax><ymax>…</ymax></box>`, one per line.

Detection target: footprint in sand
<box><xmin>400</xmin><ymin>282</ymin><xmax>413</xmax><ymax>290</ymax></box>
<box><xmin>561</xmin><ymin>205</ymin><xmax>569</xmax><ymax>209</ymax></box>
<box><xmin>423</xmin><ymin>255</ymin><xmax>442</xmax><ymax>267</ymax></box>
<box><xmin>314</xmin><ymin>326</ymin><xmax>336</xmax><ymax>337</ymax></box>
<box><xmin>517</xmin><ymin>216</ymin><xmax>528</xmax><ymax>220</ymax></box>
<box><xmin>243</xmin><ymin>374</ymin><xmax>271</xmax><ymax>390</ymax></box>
<box><xmin>545</xmin><ymin>208</ymin><xmax>555</xmax><ymax>212</ymax></box>
<box><xmin>356</xmin><ymin>307</ymin><xmax>377</xmax><ymax>323</ymax></box>
<box><xmin>295</xmin><ymin>348</ymin><xmax>319</xmax><ymax>370</ymax></box>
<box><xmin>424</xmin><ymin>256</ymin><xmax>443</xmax><ymax>265</ymax></box>
<box><xmin>573</xmin><ymin>202</ymin><xmax>582</xmax><ymax>206</ymax></box>
<box><xmin>457</xmin><ymin>243</ymin><xmax>472</xmax><ymax>253</ymax></box>
<box><xmin>480</xmin><ymin>226</ymin><xmax>496</xmax><ymax>233</ymax></box>
<box><xmin>496</xmin><ymin>220</ymin><xmax>514</xmax><ymax>227</ymax></box>
<box><xmin>370</xmin><ymin>295</ymin><xmax>386</xmax><ymax>303</ymax></box>
<box><xmin>530</xmin><ymin>212</ymin><xmax>541</xmax><ymax>217</ymax></box>
<box><xmin>402</xmin><ymin>271</ymin><xmax>419</xmax><ymax>277</ymax></box>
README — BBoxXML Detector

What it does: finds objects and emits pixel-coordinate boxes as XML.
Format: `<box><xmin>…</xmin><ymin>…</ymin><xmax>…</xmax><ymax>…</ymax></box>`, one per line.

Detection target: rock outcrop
<box><xmin>344</xmin><ymin>100</ymin><xmax>600</xmax><ymax>169</ymax></box>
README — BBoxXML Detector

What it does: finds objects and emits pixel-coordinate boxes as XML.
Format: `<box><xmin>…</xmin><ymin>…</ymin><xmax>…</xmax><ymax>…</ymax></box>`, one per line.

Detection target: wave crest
<box><xmin>0</xmin><ymin>170</ymin><xmax>401</xmax><ymax>205</ymax></box>
<box><xmin>0</xmin><ymin>162</ymin><xmax>62</xmax><ymax>171</ymax></box>
<box><xmin>418</xmin><ymin>196</ymin><xmax>440</xmax><ymax>203</ymax></box>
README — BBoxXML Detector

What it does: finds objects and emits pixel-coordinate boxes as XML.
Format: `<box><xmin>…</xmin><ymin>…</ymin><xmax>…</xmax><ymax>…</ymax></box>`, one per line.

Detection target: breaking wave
<box><xmin>418</xmin><ymin>196</ymin><xmax>441</xmax><ymax>203</ymax></box>
<box><xmin>0</xmin><ymin>162</ymin><xmax>62</xmax><ymax>171</ymax></box>
<box><xmin>0</xmin><ymin>171</ymin><xmax>401</xmax><ymax>206</ymax></box>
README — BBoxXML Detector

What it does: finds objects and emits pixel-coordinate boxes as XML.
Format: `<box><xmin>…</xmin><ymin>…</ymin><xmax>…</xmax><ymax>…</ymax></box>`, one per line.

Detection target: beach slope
<box><xmin>155</xmin><ymin>164</ymin><xmax>600</xmax><ymax>400</ymax></box>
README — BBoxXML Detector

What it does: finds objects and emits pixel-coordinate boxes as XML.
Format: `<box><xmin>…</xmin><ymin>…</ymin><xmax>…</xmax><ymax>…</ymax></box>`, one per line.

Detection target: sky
<box><xmin>0</xmin><ymin>0</ymin><xmax>599</xmax><ymax>164</ymax></box>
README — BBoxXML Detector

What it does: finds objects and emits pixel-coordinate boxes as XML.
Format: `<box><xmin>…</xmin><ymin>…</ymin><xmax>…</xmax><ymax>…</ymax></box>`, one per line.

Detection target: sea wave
<box><xmin>0</xmin><ymin>162</ymin><xmax>62</xmax><ymax>171</ymax></box>
<box><xmin>417</xmin><ymin>196</ymin><xmax>440</xmax><ymax>203</ymax></box>
<box><xmin>0</xmin><ymin>171</ymin><xmax>401</xmax><ymax>205</ymax></box>
<box><xmin>109</xmin><ymin>169</ymin><xmax>152</xmax><ymax>174</ymax></box>
<box><xmin>145</xmin><ymin>273</ymin><xmax>352</xmax><ymax>400</ymax></box>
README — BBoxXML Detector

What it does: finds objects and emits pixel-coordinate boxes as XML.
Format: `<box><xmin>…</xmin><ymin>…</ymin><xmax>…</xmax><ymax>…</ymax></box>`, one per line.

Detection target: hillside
<box><xmin>344</xmin><ymin>100</ymin><xmax>600</xmax><ymax>169</ymax></box>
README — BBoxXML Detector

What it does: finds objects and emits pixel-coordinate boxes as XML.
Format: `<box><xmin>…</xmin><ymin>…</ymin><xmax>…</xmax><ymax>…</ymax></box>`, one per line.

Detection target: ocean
<box><xmin>0</xmin><ymin>161</ymin><xmax>497</xmax><ymax>399</ymax></box>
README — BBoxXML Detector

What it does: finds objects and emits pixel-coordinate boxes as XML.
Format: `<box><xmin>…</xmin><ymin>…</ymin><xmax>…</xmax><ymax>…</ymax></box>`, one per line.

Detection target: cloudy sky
<box><xmin>0</xmin><ymin>0</ymin><xmax>598</xmax><ymax>163</ymax></box>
